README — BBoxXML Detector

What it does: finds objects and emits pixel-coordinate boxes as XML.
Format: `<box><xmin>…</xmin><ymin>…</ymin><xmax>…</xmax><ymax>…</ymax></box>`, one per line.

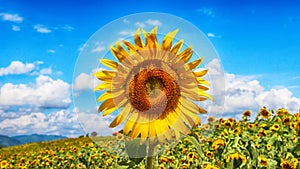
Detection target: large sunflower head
<box><xmin>95</xmin><ymin>27</ymin><xmax>211</xmax><ymax>144</ymax></box>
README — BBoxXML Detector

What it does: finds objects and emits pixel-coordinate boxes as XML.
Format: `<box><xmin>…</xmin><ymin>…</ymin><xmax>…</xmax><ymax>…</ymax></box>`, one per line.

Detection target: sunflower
<box><xmin>158</xmin><ymin>164</ymin><xmax>166</xmax><ymax>169</ymax></box>
<box><xmin>204</xmin><ymin>164</ymin><xmax>220</xmax><ymax>169</ymax></box>
<box><xmin>266</xmin><ymin>144</ymin><xmax>272</xmax><ymax>150</ymax></box>
<box><xmin>259</xmin><ymin>156</ymin><xmax>268</xmax><ymax>166</ymax></box>
<box><xmin>205</xmin><ymin>151</ymin><xmax>213</xmax><ymax>158</ymax></box>
<box><xmin>0</xmin><ymin>160</ymin><xmax>9</xmax><ymax>168</ymax></box>
<box><xmin>226</xmin><ymin>153</ymin><xmax>247</xmax><ymax>164</ymax></box>
<box><xmin>187</xmin><ymin>152</ymin><xmax>198</xmax><ymax>160</ymax></box>
<box><xmin>292</xmin><ymin>158</ymin><xmax>298</xmax><ymax>168</ymax></box>
<box><xmin>212</xmin><ymin>138</ymin><xmax>225</xmax><ymax>150</ymax></box>
<box><xmin>270</xmin><ymin>123</ymin><xmax>280</xmax><ymax>132</ymax></box>
<box><xmin>242</xmin><ymin>110</ymin><xmax>251</xmax><ymax>117</ymax></box>
<box><xmin>276</xmin><ymin>108</ymin><xmax>289</xmax><ymax>116</ymax></box>
<box><xmin>207</xmin><ymin>116</ymin><xmax>216</xmax><ymax>123</ymax></box>
<box><xmin>281</xmin><ymin>160</ymin><xmax>295</xmax><ymax>169</ymax></box>
<box><xmin>159</xmin><ymin>156</ymin><xmax>169</xmax><ymax>163</ymax></box>
<box><xmin>259</xmin><ymin>107</ymin><xmax>271</xmax><ymax>119</ymax></box>
<box><xmin>95</xmin><ymin>27</ymin><xmax>211</xmax><ymax>144</ymax></box>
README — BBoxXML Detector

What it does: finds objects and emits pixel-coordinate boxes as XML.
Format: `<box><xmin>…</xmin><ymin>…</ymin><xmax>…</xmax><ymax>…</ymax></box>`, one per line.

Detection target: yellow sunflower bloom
<box><xmin>259</xmin><ymin>107</ymin><xmax>271</xmax><ymax>119</ymax></box>
<box><xmin>259</xmin><ymin>156</ymin><xmax>268</xmax><ymax>166</ymax></box>
<box><xmin>281</xmin><ymin>160</ymin><xmax>295</xmax><ymax>169</ymax></box>
<box><xmin>95</xmin><ymin>27</ymin><xmax>211</xmax><ymax>144</ymax></box>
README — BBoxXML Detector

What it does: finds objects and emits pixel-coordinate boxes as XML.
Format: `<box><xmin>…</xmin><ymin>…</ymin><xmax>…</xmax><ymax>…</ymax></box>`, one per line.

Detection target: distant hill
<box><xmin>13</xmin><ymin>134</ymin><xmax>67</xmax><ymax>144</ymax></box>
<box><xmin>0</xmin><ymin>135</ymin><xmax>22</xmax><ymax>147</ymax></box>
<box><xmin>0</xmin><ymin>134</ymin><xmax>67</xmax><ymax>147</ymax></box>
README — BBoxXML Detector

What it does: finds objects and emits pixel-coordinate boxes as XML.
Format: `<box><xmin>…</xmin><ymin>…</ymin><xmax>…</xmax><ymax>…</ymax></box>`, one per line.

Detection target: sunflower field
<box><xmin>1</xmin><ymin>107</ymin><xmax>300</xmax><ymax>169</ymax></box>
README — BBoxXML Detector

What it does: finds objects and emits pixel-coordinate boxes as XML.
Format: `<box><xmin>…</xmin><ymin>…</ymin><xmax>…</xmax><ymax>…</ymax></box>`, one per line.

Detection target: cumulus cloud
<box><xmin>40</xmin><ymin>67</ymin><xmax>52</xmax><ymax>75</ymax></box>
<box><xmin>61</xmin><ymin>24</ymin><xmax>74</xmax><ymax>31</ymax></box>
<box><xmin>47</xmin><ymin>49</ymin><xmax>55</xmax><ymax>53</ymax></box>
<box><xmin>12</xmin><ymin>25</ymin><xmax>21</xmax><ymax>31</ymax></box>
<box><xmin>196</xmin><ymin>8</ymin><xmax>215</xmax><ymax>17</ymax></box>
<box><xmin>123</xmin><ymin>18</ymin><xmax>130</xmax><ymax>24</ymax></box>
<box><xmin>92</xmin><ymin>46</ymin><xmax>105</xmax><ymax>53</ymax></box>
<box><xmin>135</xmin><ymin>22</ymin><xmax>146</xmax><ymax>28</ymax></box>
<box><xmin>0</xmin><ymin>109</ymin><xmax>84</xmax><ymax>137</ymax></box>
<box><xmin>135</xmin><ymin>19</ymin><xmax>162</xmax><ymax>28</ymax></box>
<box><xmin>0</xmin><ymin>61</ymin><xmax>35</xmax><ymax>76</ymax></box>
<box><xmin>119</xmin><ymin>30</ymin><xmax>135</xmax><ymax>36</ymax></box>
<box><xmin>207</xmin><ymin>33</ymin><xmax>216</xmax><ymax>37</ymax></box>
<box><xmin>0</xmin><ymin>13</ymin><xmax>23</xmax><ymax>23</ymax></box>
<box><xmin>73</xmin><ymin>73</ymin><xmax>96</xmax><ymax>91</ymax></box>
<box><xmin>145</xmin><ymin>19</ymin><xmax>162</xmax><ymax>26</ymax></box>
<box><xmin>203</xmin><ymin>59</ymin><xmax>300</xmax><ymax>118</ymax></box>
<box><xmin>0</xmin><ymin>75</ymin><xmax>71</xmax><ymax>109</ymax></box>
<box><xmin>33</xmin><ymin>24</ymin><xmax>52</xmax><ymax>33</ymax></box>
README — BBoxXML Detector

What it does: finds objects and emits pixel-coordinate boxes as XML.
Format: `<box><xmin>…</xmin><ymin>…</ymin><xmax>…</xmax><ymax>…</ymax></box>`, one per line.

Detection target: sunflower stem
<box><xmin>146</xmin><ymin>142</ymin><xmax>155</xmax><ymax>169</ymax></box>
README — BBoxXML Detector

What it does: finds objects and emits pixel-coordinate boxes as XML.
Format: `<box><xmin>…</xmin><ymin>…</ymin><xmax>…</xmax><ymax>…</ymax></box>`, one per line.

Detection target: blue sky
<box><xmin>0</xmin><ymin>0</ymin><xmax>300</xmax><ymax>137</ymax></box>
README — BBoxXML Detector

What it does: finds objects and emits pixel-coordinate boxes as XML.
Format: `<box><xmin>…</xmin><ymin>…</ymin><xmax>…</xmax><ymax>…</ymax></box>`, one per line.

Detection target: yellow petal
<box><xmin>170</xmin><ymin>39</ymin><xmax>183</xmax><ymax>55</ymax></box>
<box><xmin>116</xmin><ymin>42</ymin><xmax>130</xmax><ymax>58</ymax></box>
<box><xmin>94</xmin><ymin>82</ymin><xmax>111</xmax><ymax>91</ymax></box>
<box><xmin>171</xmin><ymin>115</ymin><xmax>189</xmax><ymax>134</ymax></box>
<box><xmin>161</xmin><ymin>29</ymin><xmax>179</xmax><ymax>51</ymax></box>
<box><xmin>93</xmin><ymin>70</ymin><xmax>115</xmax><ymax>81</ymax></box>
<box><xmin>149</xmin><ymin>121</ymin><xmax>156</xmax><ymax>144</ymax></box>
<box><xmin>97</xmin><ymin>92</ymin><xmax>112</xmax><ymax>102</ymax></box>
<box><xmin>198</xmin><ymin>85</ymin><xmax>209</xmax><ymax>91</ymax></box>
<box><xmin>178</xmin><ymin>47</ymin><xmax>193</xmax><ymax>62</ymax></box>
<box><xmin>134</xmin><ymin>28</ymin><xmax>144</xmax><ymax>48</ymax></box>
<box><xmin>98</xmin><ymin>98</ymin><xmax>115</xmax><ymax>113</ymax></box>
<box><xmin>180</xmin><ymin>97</ymin><xmax>200</xmax><ymax>113</ymax></box>
<box><xmin>155</xmin><ymin>119</ymin><xmax>169</xmax><ymax>143</ymax></box>
<box><xmin>109</xmin><ymin>103</ymin><xmax>132</xmax><ymax>128</ymax></box>
<box><xmin>124</xmin><ymin>112</ymin><xmax>138</xmax><ymax>135</ymax></box>
<box><xmin>110</xmin><ymin>45</ymin><xmax>126</xmax><ymax>62</ymax></box>
<box><xmin>187</xmin><ymin>57</ymin><xmax>204</xmax><ymax>70</ymax></box>
<box><xmin>180</xmin><ymin>107</ymin><xmax>199</xmax><ymax>126</ymax></box>
<box><xmin>103</xmin><ymin>106</ymin><xmax>118</xmax><ymax>116</ymax></box>
<box><xmin>196</xmin><ymin>77</ymin><xmax>210</xmax><ymax>86</ymax></box>
<box><xmin>198</xmin><ymin>90</ymin><xmax>212</xmax><ymax>100</ymax></box>
<box><xmin>194</xmin><ymin>69</ymin><xmax>208</xmax><ymax>77</ymax></box>
<box><xmin>100</xmin><ymin>59</ymin><xmax>119</xmax><ymax>70</ymax></box>
<box><xmin>142</xmin><ymin>28</ymin><xmax>158</xmax><ymax>49</ymax></box>
<box><xmin>122</xmin><ymin>40</ymin><xmax>137</xmax><ymax>54</ymax></box>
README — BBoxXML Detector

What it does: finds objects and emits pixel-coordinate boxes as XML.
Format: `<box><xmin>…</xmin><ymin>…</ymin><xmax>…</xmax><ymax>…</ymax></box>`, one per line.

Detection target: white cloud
<box><xmin>0</xmin><ymin>13</ymin><xmax>23</xmax><ymax>23</ymax></box>
<box><xmin>207</xmin><ymin>33</ymin><xmax>216</xmax><ymax>37</ymax></box>
<box><xmin>145</xmin><ymin>19</ymin><xmax>162</xmax><ymax>27</ymax></box>
<box><xmin>135</xmin><ymin>19</ymin><xmax>162</xmax><ymax>28</ymax></box>
<box><xmin>135</xmin><ymin>22</ymin><xmax>146</xmax><ymax>28</ymax></box>
<box><xmin>73</xmin><ymin>73</ymin><xmax>95</xmax><ymax>91</ymax></box>
<box><xmin>78</xmin><ymin>43</ymin><xmax>87</xmax><ymax>52</ymax></box>
<box><xmin>0</xmin><ymin>61</ymin><xmax>35</xmax><ymax>76</ymax></box>
<box><xmin>197</xmin><ymin>8</ymin><xmax>215</xmax><ymax>17</ymax></box>
<box><xmin>77</xmin><ymin>112</ymin><xmax>115</xmax><ymax>136</ymax></box>
<box><xmin>119</xmin><ymin>30</ymin><xmax>135</xmax><ymax>36</ymax></box>
<box><xmin>33</xmin><ymin>24</ymin><xmax>51</xmax><ymax>33</ymax></box>
<box><xmin>0</xmin><ymin>75</ymin><xmax>71</xmax><ymax>109</ymax></box>
<box><xmin>92</xmin><ymin>46</ymin><xmax>105</xmax><ymax>53</ymax></box>
<box><xmin>40</xmin><ymin>67</ymin><xmax>52</xmax><ymax>75</ymax></box>
<box><xmin>61</xmin><ymin>24</ymin><xmax>74</xmax><ymax>31</ymax></box>
<box><xmin>47</xmin><ymin>49</ymin><xmax>55</xmax><ymax>53</ymax></box>
<box><xmin>0</xmin><ymin>110</ymin><xmax>84</xmax><ymax>137</ymax></box>
<box><xmin>204</xmin><ymin>59</ymin><xmax>300</xmax><ymax>117</ymax></box>
<box><xmin>123</xmin><ymin>18</ymin><xmax>130</xmax><ymax>24</ymax></box>
<box><xmin>12</xmin><ymin>25</ymin><xmax>20</xmax><ymax>31</ymax></box>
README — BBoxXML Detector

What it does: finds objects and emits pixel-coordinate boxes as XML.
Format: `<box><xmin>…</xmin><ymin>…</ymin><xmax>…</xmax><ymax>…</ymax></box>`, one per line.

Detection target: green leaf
<box><xmin>186</xmin><ymin>135</ymin><xmax>204</xmax><ymax>159</ymax></box>
<box><xmin>125</xmin><ymin>138</ymin><xmax>147</xmax><ymax>165</ymax></box>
